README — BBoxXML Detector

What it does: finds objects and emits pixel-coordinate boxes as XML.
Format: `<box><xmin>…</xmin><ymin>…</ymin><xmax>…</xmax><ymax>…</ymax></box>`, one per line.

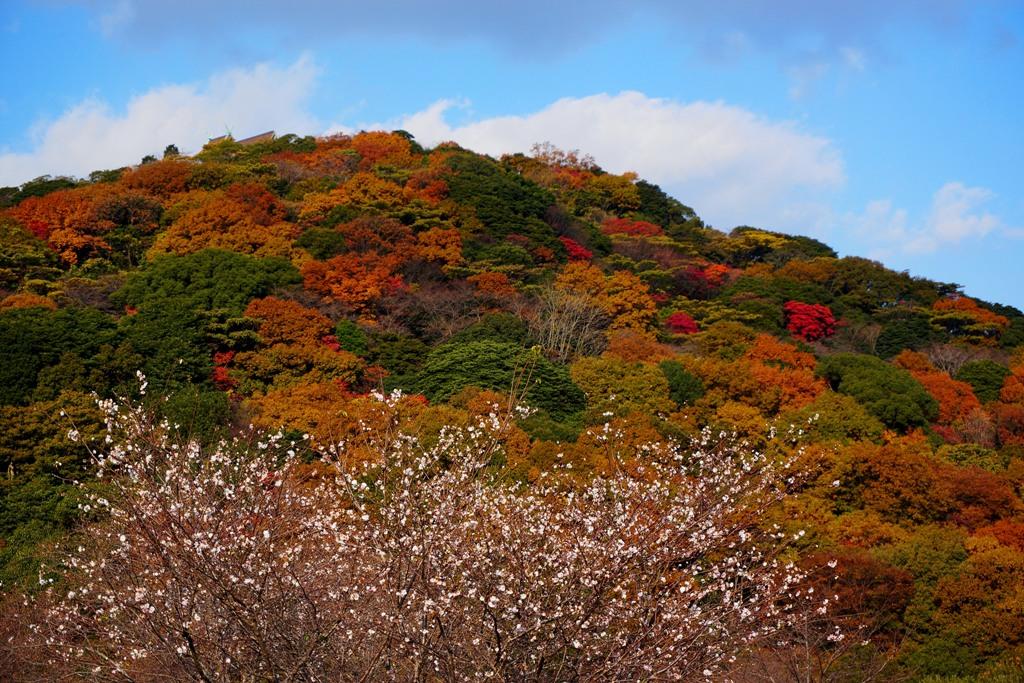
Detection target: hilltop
<box><xmin>2</xmin><ymin>131</ymin><xmax>1024</xmax><ymax>680</ymax></box>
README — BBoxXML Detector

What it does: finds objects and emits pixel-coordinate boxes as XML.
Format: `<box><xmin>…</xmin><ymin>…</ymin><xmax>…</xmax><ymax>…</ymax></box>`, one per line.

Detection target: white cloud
<box><xmin>842</xmin><ymin>181</ymin><xmax>1003</xmax><ymax>254</ymax></box>
<box><xmin>365</xmin><ymin>92</ymin><xmax>845</xmax><ymax>230</ymax></box>
<box><xmin>0</xmin><ymin>55</ymin><xmax>320</xmax><ymax>186</ymax></box>
<box><xmin>923</xmin><ymin>181</ymin><xmax>1000</xmax><ymax>245</ymax></box>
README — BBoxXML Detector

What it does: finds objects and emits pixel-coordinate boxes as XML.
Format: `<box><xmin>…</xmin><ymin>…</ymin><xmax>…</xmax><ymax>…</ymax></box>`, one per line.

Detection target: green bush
<box><xmin>875</xmin><ymin>311</ymin><xmax>939</xmax><ymax>358</ymax></box>
<box><xmin>409</xmin><ymin>341</ymin><xmax>584</xmax><ymax>419</ymax></box>
<box><xmin>447</xmin><ymin>313</ymin><xmax>531</xmax><ymax>346</ymax></box>
<box><xmin>0</xmin><ymin>307</ymin><xmax>118</xmax><ymax>405</ymax></box>
<box><xmin>445</xmin><ymin>153</ymin><xmax>555</xmax><ymax>245</ymax></box>
<box><xmin>114</xmin><ymin>249</ymin><xmax>300</xmax><ymax>314</ymax></box>
<box><xmin>955</xmin><ymin>360</ymin><xmax>1011</xmax><ymax>404</ymax></box>
<box><xmin>817</xmin><ymin>353</ymin><xmax>938</xmax><ymax>431</ymax></box>
<box><xmin>334</xmin><ymin>319</ymin><xmax>369</xmax><ymax>357</ymax></box>
<box><xmin>659</xmin><ymin>360</ymin><xmax>705</xmax><ymax>406</ymax></box>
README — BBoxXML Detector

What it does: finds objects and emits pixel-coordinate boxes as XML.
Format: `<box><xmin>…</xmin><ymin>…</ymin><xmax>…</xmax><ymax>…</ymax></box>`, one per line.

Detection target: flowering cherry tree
<box><xmin>29</xmin><ymin>388</ymin><xmax>815</xmax><ymax>681</ymax></box>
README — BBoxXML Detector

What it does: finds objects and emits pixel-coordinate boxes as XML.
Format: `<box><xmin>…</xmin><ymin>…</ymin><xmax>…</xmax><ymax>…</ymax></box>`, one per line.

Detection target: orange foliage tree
<box><xmin>467</xmin><ymin>272</ymin><xmax>518</xmax><ymax>300</ymax></box>
<box><xmin>992</xmin><ymin>363</ymin><xmax>1024</xmax><ymax>445</ymax></box>
<box><xmin>300</xmin><ymin>173</ymin><xmax>410</xmax><ymax>224</ymax></box>
<box><xmin>0</xmin><ymin>293</ymin><xmax>57</xmax><ymax>310</ymax></box>
<box><xmin>348</xmin><ymin>131</ymin><xmax>419</xmax><ymax>170</ymax></box>
<box><xmin>244</xmin><ymin>296</ymin><xmax>333</xmax><ymax>347</ymax></box>
<box><xmin>931</xmin><ymin>296</ymin><xmax>1010</xmax><ymax>344</ymax></box>
<box><xmin>893</xmin><ymin>350</ymin><xmax>983</xmax><ymax>439</ymax></box>
<box><xmin>6</xmin><ymin>184</ymin><xmax>159</xmax><ymax>265</ymax></box>
<box><xmin>151</xmin><ymin>184</ymin><xmax>300</xmax><ymax>258</ymax></box>
<box><xmin>301</xmin><ymin>252</ymin><xmax>404</xmax><ymax>316</ymax></box>
<box><xmin>119</xmin><ymin>159</ymin><xmax>193</xmax><ymax>198</ymax></box>
<box><xmin>555</xmin><ymin>262</ymin><xmax>657</xmax><ymax>335</ymax></box>
<box><xmin>678</xmin><ymin>335</ymin><xmax>824</xmax><ymax>415</ymax></box>
<box><xmin>415</xmin><ymin>227</ymin><xmax>463</xmax><ymax>266</ymax></box>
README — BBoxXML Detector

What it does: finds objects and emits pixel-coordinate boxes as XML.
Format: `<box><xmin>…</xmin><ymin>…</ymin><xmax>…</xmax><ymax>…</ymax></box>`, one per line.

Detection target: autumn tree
<box><xmin>301</xmin><ymin>251</ymin><xmax>404</xmax><ymax>317</ymax></box>
<box><xmin>151</xmin><ymin>183</ymin><xmax>300</xmax><ymax>259</ymax></box>
<box><xmin>244</xmin><ymin>296</ymin><xmax>333</xmax><ymax>347</ymax></box>
<box><xmin>570</xmin><ymin>356</ymin><xmax>674</xmax><ymax>420</ymax></box>
<box><xmin>930</xmin><ymin>296</ymin><xmax>1010</xmax><ymax>344</ymax></box>
<box><xmin>893</xmin><ymin>350</ymin><xmax>983</xmax><ymax>436</ymax></box>
<box><xmin>555</xmin><ymin>262</ymin><xmax>657</xmax><ymax>335</ymax></box>
<box><xmin>784</xmin><ymin>300</ymin><xmax>837</xmax><ymax>342</ymax></box>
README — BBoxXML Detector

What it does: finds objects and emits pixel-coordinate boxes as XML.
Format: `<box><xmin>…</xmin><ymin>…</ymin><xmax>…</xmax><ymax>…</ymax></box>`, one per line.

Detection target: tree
<box><xmin>119</xmin><ymin>158</ymin><xmax>192</xmax><ymax>198</ymax></box>
<box><xmin>930</xmin><ymin>297</ymin><xmax>1010</xmax><ymax>344</ymax></box>
<box><xmin>151</xmin><ymin>184</ymin><xmax>300</xmax><ymax>259</ymax></box>
<box><xmin>5</xmin><ymin>185</ymin><xmax>133</xmax><ymax>265</ymax></box>
<box><xmin>348</xmin><ymin>130</ymin><xmax>419</xmax><ymax>169</ymax></box>
<box><xmin>0</xmin><ymin>391</ymin><xmax>105</xmax><ymax>589</ymax></box>
<box><xmin>664</xmin><ymin>311</ymin><xmax>699</xmax><ymax>335</ymax></box>
<box><xmin>570</xmin><ymin>356</ymin><xmax>674</xmax><ymax>420</ymax></box>
<box><xmin>114</xmin><ymin>249</ymin><xmax>300</xmax><ymax>314</ymax></box>
<box><xmin>230</xmin><ymin>342</ymin><xmax>364</xmax><ymax>394</ymax></box>
<box><xmin>244</xmin><ymin>296</ymin><xmax>333</xmax><ymax>347</ymax></box>
<box><xmin>301</xmin><ymin>251</ymin><xmax>404</xmax><ymax>316</ymax></box>
<box><xmin>957</xmin><ymin>360</ymin><xmax>1012</xmax><ymax>404</ymax></box>
<box><xmin>893</xmin><ymin>350</ymin><xmax>982</xmax><ymax>432</ymax></box>
<box><xmin>784</xmin><ymin>300</ymin><xmax>836</xmax><ymax>342</ymax></box>
<box><xmin>600</xmin><ymin>217</ymin><xmax>663</xmax><ymax>237</ymax></box>
<box><xmin>659</xmin><ymin>360</ymin><xmax>705</xmax><ymax>407</ymax></box>
<box><xmin>444</xmin><ymin>152</ymin><xmax>555</xmax><ymax>244</ymax></box>
<box><xmin>408</xmin><ymin>341</ymin><xmax>584</xmax><ymax>419</ymax></box>
<box><xmin>29</xmin><ymin>396</ymin><xmax>812</xmax><ymax>680</ymax></box>
<box><xmin>529</xmin><ymin>287</ymin><xmax>609</xmax><ymax>362</ymax></box>
<box><xmin>415</xmin><ymin>226</ymin><xmax>463</xmax><ymax>266</ymax></box>
<box><xmin>0</xmin><ymin>306</ymin><xmax>118</xmax><ymax>405</ymax></box>
<box><xmin>817</xmin><ymin>353</ymin><xmax>939</xmax><ymax>431</ymax></box>
<box><xmin>557</xmin><ymin>236</ymin><xmax>592</xmax><ymax>261</ymax></box>
<box><xmin>874</xmin><ymin>310</ymin><xmax>937</xmax><ymax>359</ymax></box>
<box><xmin>555</xmin><ymin>262</ymin><xmax>656</xmax><ymax>335</ymax></box>
<box><xmin>782</xmin><ymin>392</ymin><xmax>885</xmax><ymax>445</ymax></box>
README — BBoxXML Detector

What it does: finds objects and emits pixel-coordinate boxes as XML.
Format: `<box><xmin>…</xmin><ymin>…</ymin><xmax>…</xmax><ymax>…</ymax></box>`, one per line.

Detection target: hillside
<box><xmin>2</xmin><ymin>131</ymin><xmax>1024</xmax><ymax>680</ymax></box>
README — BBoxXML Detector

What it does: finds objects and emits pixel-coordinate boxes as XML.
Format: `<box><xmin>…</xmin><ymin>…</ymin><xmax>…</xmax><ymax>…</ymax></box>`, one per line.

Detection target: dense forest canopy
<box><xmin>2</xmin><ymin>132</ymin><xmax>1024</xmax><ymax>680</ymax></box>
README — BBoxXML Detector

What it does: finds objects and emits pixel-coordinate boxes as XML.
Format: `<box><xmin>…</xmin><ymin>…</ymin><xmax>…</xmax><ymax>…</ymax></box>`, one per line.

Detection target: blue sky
<box><xmin>2</xmin><ymin>1</ymin><xmax>1022</xmax><ymax>307</ymax></box>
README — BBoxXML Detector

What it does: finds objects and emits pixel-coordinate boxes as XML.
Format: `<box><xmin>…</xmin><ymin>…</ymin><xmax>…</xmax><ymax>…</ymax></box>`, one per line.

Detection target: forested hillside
<box><xmin>2</xmin><ymin>132</ymin><xmax>1023</xmax><ymax>680</ymax></box>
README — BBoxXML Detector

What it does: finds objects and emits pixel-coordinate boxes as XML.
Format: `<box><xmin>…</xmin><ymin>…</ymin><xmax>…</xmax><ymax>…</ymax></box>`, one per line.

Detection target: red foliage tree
<box><xmin>664</xmin><ymin>311</ymin><xmax>699</xmax><ymax>335</ymax></box>
<box><xmin>783</xmin><ymin>301</ymin><xmax>836</xmax><ymax>342</ymax></box>
<box><xmin>558</xmin><ymin>236</ymin><xmax>593</xmax><ymax>261</ymax></box>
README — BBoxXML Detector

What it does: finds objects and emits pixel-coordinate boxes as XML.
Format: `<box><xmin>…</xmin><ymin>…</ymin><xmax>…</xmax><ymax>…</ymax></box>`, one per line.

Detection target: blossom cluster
<box><xmin>32</xmin><ymin>392</ymin><xmax>815</xmax><ymax>681</ymax></box>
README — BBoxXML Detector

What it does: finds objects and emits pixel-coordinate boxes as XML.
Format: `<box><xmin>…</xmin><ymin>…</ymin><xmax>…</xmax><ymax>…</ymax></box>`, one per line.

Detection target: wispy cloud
<box><xmin>843</xmin><ymin>181</ymin><xmax>1006</xmax><ymax>254</ymax></box>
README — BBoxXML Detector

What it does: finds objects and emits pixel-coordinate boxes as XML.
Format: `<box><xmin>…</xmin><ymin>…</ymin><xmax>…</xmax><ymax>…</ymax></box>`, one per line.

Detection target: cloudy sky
<box><xmin>2</xmin><ymin>1</ymin><xmax>1022</xmax><ymax>306</ymax></box>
